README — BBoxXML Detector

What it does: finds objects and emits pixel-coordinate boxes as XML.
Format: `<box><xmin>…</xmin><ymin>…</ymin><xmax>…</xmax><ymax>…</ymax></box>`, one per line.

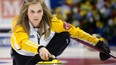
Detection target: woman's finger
<box><xmin>44</xmin><ymin>53</ymin><xmax>49</xmax><ymax>60</ymax></box>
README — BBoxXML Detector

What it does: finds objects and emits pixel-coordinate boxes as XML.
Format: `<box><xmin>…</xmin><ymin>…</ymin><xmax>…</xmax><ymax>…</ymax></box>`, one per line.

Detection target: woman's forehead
<box><xmin>28</xmin><ymin>2</ymin><xmax>42</xmax><ymax>10</ymax></box>
<box><xmin>25</xmin><ymin>0</ymin><xmax>44</xmax><ymax>4</ymax></box>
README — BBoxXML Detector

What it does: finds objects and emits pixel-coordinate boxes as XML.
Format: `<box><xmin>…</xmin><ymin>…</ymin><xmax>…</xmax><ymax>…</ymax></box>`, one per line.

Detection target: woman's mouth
<box><xmin>34</xmin><ymin>19</ymin><xmax>39</xmax><ymax>21</ymax></box>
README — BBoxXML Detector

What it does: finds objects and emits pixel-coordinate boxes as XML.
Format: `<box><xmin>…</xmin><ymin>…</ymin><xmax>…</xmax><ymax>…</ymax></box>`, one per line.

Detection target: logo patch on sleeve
<box><xmin>63</xmin><ymin>21</ymin><xmax>71</xmax><ymax>30</ymax></box>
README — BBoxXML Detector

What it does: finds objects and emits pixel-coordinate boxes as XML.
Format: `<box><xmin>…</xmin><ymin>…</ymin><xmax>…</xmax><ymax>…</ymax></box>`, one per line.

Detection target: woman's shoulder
<box><xmin>51</xmin><ymin>15</ymin><xmax>63</xmax><ymax>24</ymax></box>
<box><xmin>51</xmin><ymin>16</ymin><xmax>59</xmax><ymax>21</ymax></box>
<box><xmin>12</xmin><ymin>15</ymin><xmax>23</xmax><ymax>30</ymax></box>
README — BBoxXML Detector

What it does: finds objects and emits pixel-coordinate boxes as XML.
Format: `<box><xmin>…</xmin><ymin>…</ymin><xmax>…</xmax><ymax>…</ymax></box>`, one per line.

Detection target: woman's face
<box><xmin>27</xmin><ymin>2</ymin><xmax>43</xmax><ymax>28</ymax></box>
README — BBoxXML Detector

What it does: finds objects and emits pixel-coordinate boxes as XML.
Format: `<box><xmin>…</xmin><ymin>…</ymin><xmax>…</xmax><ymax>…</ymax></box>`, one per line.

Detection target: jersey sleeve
<box><xmin>51</xmin><ymin>17</ymin><xmax>99</xmax><ymax>45</ymax></box>
<box><xmin>10</xmin><ymin>16</ymin><xmax>40</xmax><ymax>54</ymax></box>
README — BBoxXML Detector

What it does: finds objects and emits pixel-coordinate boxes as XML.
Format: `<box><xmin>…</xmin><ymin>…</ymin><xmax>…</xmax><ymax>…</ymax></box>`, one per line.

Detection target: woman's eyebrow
<box><xmin>29</xmin><ymin>9</ymin><xmax>42</xmax><ymax>12</ymax></box>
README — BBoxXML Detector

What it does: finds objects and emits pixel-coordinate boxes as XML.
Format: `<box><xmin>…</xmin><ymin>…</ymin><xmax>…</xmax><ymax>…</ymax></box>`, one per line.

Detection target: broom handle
<box><xmin>72</xmin><ymin>38</ymin><xmax>116</xmax><ymax>60</ymax></box>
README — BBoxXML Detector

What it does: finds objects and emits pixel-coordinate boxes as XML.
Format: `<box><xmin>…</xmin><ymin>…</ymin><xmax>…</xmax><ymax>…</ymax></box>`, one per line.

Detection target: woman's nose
<box><xmin>34</xmin><ymin>13</ymin><xmax>39</xmax><ymax>17</ymax></box>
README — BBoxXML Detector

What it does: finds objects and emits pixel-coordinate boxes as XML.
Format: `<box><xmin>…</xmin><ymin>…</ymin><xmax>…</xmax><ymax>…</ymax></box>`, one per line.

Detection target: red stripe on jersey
<box><xmin>63</xmin><ymin>22</ymin><xmax>71</xmax><ymax>30</ymax></box>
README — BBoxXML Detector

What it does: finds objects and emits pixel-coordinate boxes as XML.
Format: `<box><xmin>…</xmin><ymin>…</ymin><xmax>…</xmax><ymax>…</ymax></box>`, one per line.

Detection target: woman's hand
<box><xmin>39</xmin><ymin>47</ymin><xmax>52</xmax><ymax>60</ymax></box>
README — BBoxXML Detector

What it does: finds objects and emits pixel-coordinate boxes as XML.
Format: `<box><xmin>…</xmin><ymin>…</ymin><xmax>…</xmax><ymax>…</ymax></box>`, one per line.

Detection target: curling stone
<box><xmin>36</xmin><ymin>58</ymin><xmax>63</xmax><ymax>65</ymax></box>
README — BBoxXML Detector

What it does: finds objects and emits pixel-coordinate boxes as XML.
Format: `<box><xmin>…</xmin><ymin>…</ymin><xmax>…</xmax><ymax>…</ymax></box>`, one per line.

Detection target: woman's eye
<box><xmin>37</xmin><ymin>10</ymin><xmax>42</xmax><ymax>13</ymax></box>
<box><xmin>30</xmin><ymin>10</ymin><xmax>35</xmax><ymax>13</ymax></box>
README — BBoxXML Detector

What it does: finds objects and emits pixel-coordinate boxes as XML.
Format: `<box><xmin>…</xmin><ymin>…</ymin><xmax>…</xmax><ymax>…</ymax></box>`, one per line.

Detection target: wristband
<box><xmin>37</xmin><ymin>45</ymin><xmax>45</xmax><ymax>53</ymax></box>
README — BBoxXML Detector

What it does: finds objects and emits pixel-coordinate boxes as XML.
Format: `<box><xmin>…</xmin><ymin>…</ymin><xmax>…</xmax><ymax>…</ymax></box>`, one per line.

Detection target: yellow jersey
<box><xmin>10</xmin><ymin>16</ymin><xmax>99</xmax><ymax>56</ymax></box>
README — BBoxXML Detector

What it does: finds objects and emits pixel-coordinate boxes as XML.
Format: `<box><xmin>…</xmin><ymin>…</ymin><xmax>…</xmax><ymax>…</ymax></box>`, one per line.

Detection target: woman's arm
<box><xmin>11</xmin><ymin>25</ymin><xmax>40</xmax><ymax>54</ymax></box>
<box><xmin>51</xmin><ymin>17</ymin><xmax>99</xmax><ymax>45</ymax></box>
